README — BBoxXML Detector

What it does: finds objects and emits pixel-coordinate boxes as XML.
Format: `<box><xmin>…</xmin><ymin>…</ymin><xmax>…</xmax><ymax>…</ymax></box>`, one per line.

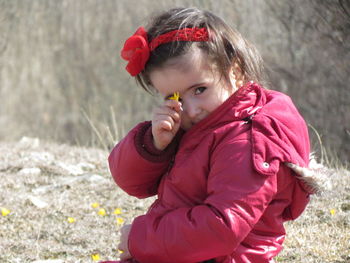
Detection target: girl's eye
<box><xmin>194</xmin><ymin>86</ymin><xmax>206</xmax><ymax>95</ymax></box>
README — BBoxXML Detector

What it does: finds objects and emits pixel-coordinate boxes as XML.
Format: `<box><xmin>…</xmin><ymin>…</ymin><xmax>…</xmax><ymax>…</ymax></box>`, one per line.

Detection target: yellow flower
<box><xmin>91</xmin><ymin>202</ymin><xmax>100</xmax><ymax>208</ymax></box>
<box><xmin>98</xmin><ymin>208</ymin><xmax>106</xmax><ymax>216</ymax></box>
<box><xmin>67</xmin><ymin>217</ymin><xmax>76</xmax><ymax>223</ymax></box>
<box><xmin>168</xmin><ymin>92</ymin><xmax>180</xmax><ymax>101</ymax></box>
<box><xmin>330</xmin><ymin>209</ymin><xmax>336</xmax><ymax>216</ymax></box>
<box><xmin>114</xmin><ymin>208</ymin><xmax>122</xmax><ymax>215</ymax></box>
<box><xmin>116</xmin><ymin>217</ymin><xmax>124</xmax><ymax>225</ymax></box>
<box><xmin>91</xmin><ymin>253</ymin><xmax>100</xmax><ymax>261</ymax></box>
<box><xmin>118</xmin><ymin>249</ymin><xmax>124</xmax><ymax>254</ymax></box>
<box><xmin>1</xmin><ymin>208</ymin><xmax>11</xmax><ymax>217</ymax></box>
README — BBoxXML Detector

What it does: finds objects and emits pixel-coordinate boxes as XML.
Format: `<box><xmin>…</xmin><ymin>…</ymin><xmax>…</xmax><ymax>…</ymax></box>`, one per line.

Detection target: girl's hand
<box><xmin>152</xmin><ymin>99</ymin><xmax>182</xmax><ymax>150</ymax></box>
<box><xmin>118</xmin><ymin>224</ymin><xmax>132</xmax><ymax>261</ymax></box>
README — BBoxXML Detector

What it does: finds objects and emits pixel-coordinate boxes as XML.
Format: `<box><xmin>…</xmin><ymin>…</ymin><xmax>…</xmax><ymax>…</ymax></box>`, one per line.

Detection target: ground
<box><xmin>0</xmin><ymin>138</ymin><xmax>349</xmax><ymax>263</ymax></box>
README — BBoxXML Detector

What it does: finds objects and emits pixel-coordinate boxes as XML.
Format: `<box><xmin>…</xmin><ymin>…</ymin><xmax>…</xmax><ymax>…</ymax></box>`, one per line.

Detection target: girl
<box><xmin>106</xmin><ymin>7</ymin><xmax>316</xmax><ymax>263</ymax></box>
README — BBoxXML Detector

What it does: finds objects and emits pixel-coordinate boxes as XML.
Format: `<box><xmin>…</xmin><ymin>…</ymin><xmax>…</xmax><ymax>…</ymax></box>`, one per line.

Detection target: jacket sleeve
<box><xmin>108</xmin><ymin>121</ymin><xmax>177</xmax><ymax>198</ymax></box>
<box><xmin>128</xmin><ymin>138</ymin><xmax>278</xmax><ymax>263</ymax></box>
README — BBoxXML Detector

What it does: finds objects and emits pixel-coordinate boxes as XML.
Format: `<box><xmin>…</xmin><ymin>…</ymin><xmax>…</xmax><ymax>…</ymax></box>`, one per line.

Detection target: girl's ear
<box><xmin>232</xmin><ymin>62</ymin><xmax>244</xmax><ymax>88</ymax></box>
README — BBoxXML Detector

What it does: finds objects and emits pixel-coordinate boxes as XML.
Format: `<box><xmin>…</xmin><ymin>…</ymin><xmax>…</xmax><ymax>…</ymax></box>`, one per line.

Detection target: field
<box><xmin>0</xmin><ymin>138</ymin><xmax>349</xmax><ymax>263</ymax></box>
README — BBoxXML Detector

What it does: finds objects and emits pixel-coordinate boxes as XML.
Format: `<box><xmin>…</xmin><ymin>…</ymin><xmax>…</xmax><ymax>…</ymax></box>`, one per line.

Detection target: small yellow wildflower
<box><xmin>168</xmin><ymin>92</ymin><xmax>180</xmax><ymax>101</ymax></box>
<box><xmin>98</xmin><ymin>208</ymin><xmax>106</xmax><ymax>216</ymax></box>
<box><xmin>118</xmin><ymin>249</ymin><xmax>124</xmax><ymax>254</ymax></box>
<box><xmin>1</xmin><ymin>208</ymin><xmax>11</xmax><ymax>217</ymax></box>
<box><xmin>114</xmin><ymin>208</ymin><xmax>122</xmax><ymax>215</ymax></box>
<box><xmin>91</xmin><ymin>202</ymin><xmax>100</xmax><ymax>208</ymax></box>
<box><xmin>116</xmin><ymin>217</ymin><xmax>124</xmax><ymax>225</ymax></box>
<box><xmin>330</xmin><ymin>209</ymin><xmax>336</xmax><ymax>216</ymax></box>
<box><xmin>91</xmin><ymin>253</ymin><xmax>100</xmax><ymax>261</ymax></box>
<box><xmin>67</xmin><ymin>217</ymin><xmax>76</xmax><ymax>223</ymax></box>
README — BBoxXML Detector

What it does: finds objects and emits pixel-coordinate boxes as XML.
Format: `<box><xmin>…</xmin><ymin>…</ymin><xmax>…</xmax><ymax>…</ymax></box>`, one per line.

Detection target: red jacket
<box><xmin>108</xmin><ymin>83</ymin><xmax>310</xmax><ymax>263</ymax></box>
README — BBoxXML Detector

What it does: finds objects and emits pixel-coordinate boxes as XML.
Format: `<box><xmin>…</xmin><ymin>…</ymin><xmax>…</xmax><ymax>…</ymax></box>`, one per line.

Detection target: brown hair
<box><xmin>135</xmin><ymin>7</ymin><xmax>267</xmax><ymax>92</ymax></box>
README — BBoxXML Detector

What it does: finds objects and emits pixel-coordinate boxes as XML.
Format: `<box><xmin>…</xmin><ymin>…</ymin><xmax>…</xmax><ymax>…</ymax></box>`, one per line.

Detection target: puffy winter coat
<box><xmin>108</xmin><ymin>82</ymin><xmax>311</xmax><ymax>263</ymax></box>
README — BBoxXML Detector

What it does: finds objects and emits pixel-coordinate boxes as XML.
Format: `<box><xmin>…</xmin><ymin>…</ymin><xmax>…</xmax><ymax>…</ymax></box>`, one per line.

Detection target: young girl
<box><xmin>105</xmin><ymin>7</ymin><xmax>315</xmax><ymax>263</ymax></box>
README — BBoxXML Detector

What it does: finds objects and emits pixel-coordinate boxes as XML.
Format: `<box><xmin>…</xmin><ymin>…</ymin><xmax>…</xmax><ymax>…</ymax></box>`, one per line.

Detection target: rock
<box><xmin>77</xmin><ymin>162</ymin><xmax>96</xmax><ymax>171</ymax></box>
<box><xmin>32</xmin><ymin>260</ymin><xmax>64</xmax><ymax>263</ymax></box>
<box><xmin>57</xmin><ymin>162</ymin><xmax>84</xmax><ymax>175</ymax></box>
<box><xmin>29</xmin><ymin>151</ymin><xmax>55</xmax><ymax>164</ymax></box>
<box><xmin>18</xmin><ymin>167</ymin><xmax>41</xmax><ymax>176</ymax></box>
<box><xmin>32</xmin><ymin>185</ymin><xmax>56</xmax><ymax>195</ymax></box>
<box><xmin>58</xmin><ymin>174</ymin><xmax>108</xmax><ymax>185</ymax></box>
<box><xmin>18</xmin><ymin>136</ymin><xmax>40</xmax><ymax>149</ymax></box>
<box><xmin>86</xmin><ymin>174</ymin><xmax>108</xmax><ymax>183</ymax></box>
<box><xmin>28</xmin><ymin>195</ymin><xmax>49</xmax><ymax>209</ymax></box>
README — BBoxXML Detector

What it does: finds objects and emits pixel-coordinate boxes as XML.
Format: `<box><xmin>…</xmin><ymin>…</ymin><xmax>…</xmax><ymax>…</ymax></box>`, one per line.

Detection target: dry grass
<box><xmin>0</xmin><ymin>138</ymin><xmax>155</xmax><ymax>263</ymax></box>
<box><xmin>277</xmin><ymin>169</ymin><xmax>350</xmax><ymax>263</ymax></box>
<box><xmin>0</xmin><ymin>138</ymin><xmax>349</xmax><ymax>263</ymax></box>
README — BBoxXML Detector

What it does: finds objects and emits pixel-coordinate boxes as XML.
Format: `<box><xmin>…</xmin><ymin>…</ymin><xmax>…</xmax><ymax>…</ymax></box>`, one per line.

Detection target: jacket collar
<box><xmin>181</xmin><ymin>82</ymin><xmax>266</xmax><ymax>141</ymax></box>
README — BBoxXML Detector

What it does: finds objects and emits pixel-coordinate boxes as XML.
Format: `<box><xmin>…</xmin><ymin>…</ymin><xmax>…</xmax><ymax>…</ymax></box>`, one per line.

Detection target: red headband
<box><xmin>121</xmin><ymin>27</ymin><xmax>209</xmax><ymax>76</ymax></box>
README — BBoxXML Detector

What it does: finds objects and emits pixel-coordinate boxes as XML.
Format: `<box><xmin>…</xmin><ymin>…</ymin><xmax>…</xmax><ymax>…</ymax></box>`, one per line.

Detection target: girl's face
<box><xmin>149</xmin><ymin>47</ymin><xmax>239</xmax><ymax>131</ymax></box>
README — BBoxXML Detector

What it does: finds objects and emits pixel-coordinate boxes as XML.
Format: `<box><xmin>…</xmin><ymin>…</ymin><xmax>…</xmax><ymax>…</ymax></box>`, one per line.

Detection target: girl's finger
<box><xmin>154</xmin><ymin>117</ymin><xmax>174</xmax><ymax>131</ymax></box>
<box><xmin>164</xmin><ymin>99</ymin><xmax>183</xmax><ymax>112</ymax></box>
<box><xmin>156</xmin><ymin>113</ymin><xmax>177</xmax><ymax>126</ymax></box>
<box><xmin>154</xmin><ymin>106</ymin><xmax>181</xmax><ymax>123</ymax></box>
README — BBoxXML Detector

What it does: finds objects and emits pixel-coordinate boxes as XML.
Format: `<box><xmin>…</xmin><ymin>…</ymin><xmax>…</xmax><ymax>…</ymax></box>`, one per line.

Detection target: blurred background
<box><xmin>0</xmin><ymin>0</ymin><xmax>349</xmax><ymax>164</ymax></box>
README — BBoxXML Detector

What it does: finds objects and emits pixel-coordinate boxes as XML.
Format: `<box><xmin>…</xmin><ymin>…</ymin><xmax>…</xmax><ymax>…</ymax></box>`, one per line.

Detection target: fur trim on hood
<box><xmin>285</xmin><ymin>154</ymin><xmax>333</xmax><ymax>194</ymax></box>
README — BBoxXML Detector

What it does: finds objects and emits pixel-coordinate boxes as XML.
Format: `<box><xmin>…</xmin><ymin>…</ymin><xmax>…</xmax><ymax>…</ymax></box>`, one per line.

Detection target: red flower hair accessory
<box><xmin>120</xmin><ymin>27</ymin><xmax>150</xmax><ymax>77</ymax></box>
<box><xmin>121</xmin><ymin>27</ymin><xmax>209</xmax><ymax>76</ymax></box>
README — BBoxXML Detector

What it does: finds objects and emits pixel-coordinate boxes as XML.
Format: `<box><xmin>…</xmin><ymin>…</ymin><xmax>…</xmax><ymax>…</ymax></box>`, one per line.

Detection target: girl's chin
<box><xmin>181</xmin><ymin>122</ymin><xmax>197</xmax><ymax>131</ymax></box>
<box><xmin>180</xmin><ymin>123</ymin><xmax>192</xmax><ymax>131</ymax></box>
